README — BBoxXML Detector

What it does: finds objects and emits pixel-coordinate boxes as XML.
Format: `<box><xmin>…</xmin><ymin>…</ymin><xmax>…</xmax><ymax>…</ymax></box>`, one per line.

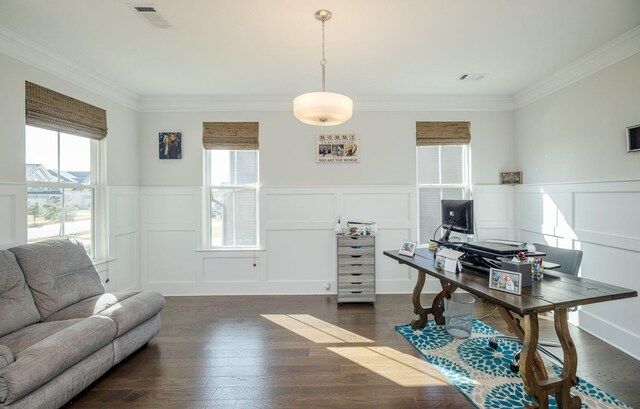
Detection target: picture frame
<box><xmin>316</xmin><ymin>133</ymin><xmax>359</xmax><ymax>163</ymax></box>
<box><xmin>489</xmin><ymin>268</ymin><xmax>522</xmax><ymax>295</ymax></box>
<box><xmin>500</xmin><ymin>171</ymin><xmax>522</xmax><ymax>184</ymax></box>
<box><xmin>399</xmin><ymin>240</ymin><xmax>417</xmax><ymax>257</ymax></box>
<box><xmin>159</xmin><ymin>132</ymin><xmax>182</xmax><ymax>159</ymax></box>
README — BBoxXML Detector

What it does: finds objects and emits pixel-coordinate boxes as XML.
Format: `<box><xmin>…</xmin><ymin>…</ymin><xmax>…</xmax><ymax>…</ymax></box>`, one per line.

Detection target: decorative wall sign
<box><xmin>159</xmin><ymin>132</ymin><xmax>182</xmax><ymax>159</ymax></box>
<box><xmin>500</xmin><ymin>171</ymin><xmax>522</xmax><ymax>184</ymax></box>
<box><xmin>316</xmin><ymin>133</ymin><xmax>359</xmax><ymax>163</ymax></box>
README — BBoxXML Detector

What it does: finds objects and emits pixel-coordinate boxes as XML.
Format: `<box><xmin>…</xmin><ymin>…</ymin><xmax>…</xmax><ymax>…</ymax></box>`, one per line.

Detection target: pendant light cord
<box><xmin>320</xmin><ymin>19</ymin><xmax>327</xmax><ymax>92</ymax></box>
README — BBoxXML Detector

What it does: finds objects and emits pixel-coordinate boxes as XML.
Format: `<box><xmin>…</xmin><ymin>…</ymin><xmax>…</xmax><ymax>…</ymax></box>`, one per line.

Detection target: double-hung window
<box><xmin>24</xmin><ymin>82</ymin><xmax>107</xmax><ymax>257</ymax></box>
<box><xmin>26</xmin><ymin>127</ymin><xmax>97</xmax><ymax>254</ymax></box>
<box><xmin>203</xmin><ymin>122</ymin><xmax>259</xmax><ymax>248</ymax></box>
<box><xmin>416</xmin><ymin>122</ymin><xmax>471</xmax><ymax>244</ymax></box>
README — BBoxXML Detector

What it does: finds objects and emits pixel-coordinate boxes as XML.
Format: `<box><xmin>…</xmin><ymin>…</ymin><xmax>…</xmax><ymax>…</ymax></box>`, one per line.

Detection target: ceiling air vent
<box><xmin>457</xmin><ymin>73</ymin><xmax>487</xmax><ymax>81</ymax></box>
<box><xmin>128</xmin><ymin>3</ymin><xmax>173</xmax><ymax>29</ymax></box>
<box><xmin>134</xmin><ymin>6</ymin><xmax>156</xmax><ymax>12</ymax></box>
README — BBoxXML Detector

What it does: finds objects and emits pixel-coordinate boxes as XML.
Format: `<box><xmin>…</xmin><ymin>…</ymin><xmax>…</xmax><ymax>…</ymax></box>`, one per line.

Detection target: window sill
<box><xmin>93</xmin><ymin>258</ymin><xmax>115</xmax><ymax>266</ymax></box>
<box><xmin>196</xmin><ymin>247</ymin><xmax>265</xmax><ymax>253</ymax></box>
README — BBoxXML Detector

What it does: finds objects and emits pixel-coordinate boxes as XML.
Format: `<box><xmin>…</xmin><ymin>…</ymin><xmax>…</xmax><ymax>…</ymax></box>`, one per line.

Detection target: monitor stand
<box><xmin>441</xmin><ymin>224</ymin><xmax>454</xmax><ymax>242</ymax></box>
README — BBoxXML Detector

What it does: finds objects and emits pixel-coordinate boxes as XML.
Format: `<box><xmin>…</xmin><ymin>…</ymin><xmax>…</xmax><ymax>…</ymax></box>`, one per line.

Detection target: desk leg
<box><xmin>497</xmin><ymin>307</ymin><xmax>548</xmax><ymax>380</ymax></box>
<box><xmin>410</xmin><ymin>271</ymin><xmax>428</xmax><ymax>329</ymax></box>
<box><xmin>553</xmin><ymin>309</ymin><xmax>581</xmax><ymax>409</ymax></box>
<box><xmin>520</xmin><ymin>312</ymin><xmax>581</xmax><ymax>409</ymax></box>
<box><xmin>410</xmin><ymin>273</ymin><xmax>457</xmax><ymax>330</ymax></box>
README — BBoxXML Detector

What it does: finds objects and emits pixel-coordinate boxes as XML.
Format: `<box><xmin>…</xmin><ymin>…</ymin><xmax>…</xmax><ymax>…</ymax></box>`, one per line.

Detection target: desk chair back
<box><xmin>533</xmin><ymin>243</ymin><xmax>583</xmax><ymax>276</ymax></box>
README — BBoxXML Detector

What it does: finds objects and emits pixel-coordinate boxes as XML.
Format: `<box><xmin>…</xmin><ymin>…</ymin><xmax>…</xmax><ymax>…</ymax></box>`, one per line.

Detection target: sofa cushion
<box><xmin>98</xmin><ymin>291</ymin><xmax>165</xmax><ymax>337</ymax></box>
<box><xmin>0</xmin><ymin>346</ymin><xmax>13</xmax><ymax>371</ymax></box>
<box><xmin>0</xmin><ymin>250</ymin><xmax>40</xmax><ymax>338</ymax></box>
<box><xmin>0</xmin><ymin>319</ymin><xmax>83</xmax><ymax>355</ymax></box>
<box><xmin>10</xmin><ymin>239</ymin><xmax>104</xmax><ymax>320</ymax></box>
<box><xmin>0</xmin><ymin>316</ymin><xmax>116</xmax><ymax>405</ymax></box>
<box><xmin>45</xmin><ymin>292</ymin><xmax>139</xmax><ymax>322</ymax></box>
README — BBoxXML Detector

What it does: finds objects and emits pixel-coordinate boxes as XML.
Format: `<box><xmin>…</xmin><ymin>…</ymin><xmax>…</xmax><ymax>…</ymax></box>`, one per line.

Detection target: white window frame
<box><xmin>205</xmin><ymin>149</ymin><xmax>260</xmax><ymax>249</ymax></box>
<box><xmin>416</xmin><ymin>145</ymin><xmax>471</xmax><ymax>244</ymax></box>
<box><xmin>25</xmin><ymin>127</ymin><xmax>100</xmax><ymax>258</ymax></box>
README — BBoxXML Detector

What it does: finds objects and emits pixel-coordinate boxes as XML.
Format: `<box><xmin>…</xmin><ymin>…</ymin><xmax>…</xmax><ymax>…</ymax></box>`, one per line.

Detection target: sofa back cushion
<box><xmin>9</xmin><ymin>239</ymin><xmax>104</xmax><ymax>320</ymax></box>
<box><xmin>0</xmin><ymin>251</ymin><xmax>40</xmax><ymax>338</ymax></box>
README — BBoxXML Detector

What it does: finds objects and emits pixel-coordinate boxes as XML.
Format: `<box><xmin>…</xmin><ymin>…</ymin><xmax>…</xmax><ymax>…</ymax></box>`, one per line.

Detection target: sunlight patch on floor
<box><xmin>261</xmin><ymin>314</ymin><xmax>373</xmax><ymax>344</ymax></box>
<box><xmin>287</xmin><ymin>314</ymin><xmax>373</xmax><ymax>343</ymax></box>
<box><xmin>327</xmin><ymin>346</ymin><xmax>452</xmax><ymax>387</ymax></box>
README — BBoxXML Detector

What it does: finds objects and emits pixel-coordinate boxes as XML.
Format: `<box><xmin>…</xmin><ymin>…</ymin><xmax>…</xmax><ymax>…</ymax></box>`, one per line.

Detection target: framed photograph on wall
<box><xmin>489</xmin><ymin>268</ymin><xmax>522</xmax><ymax>295</ymax></box>
<box><xmin>316</xmin><ymin>133</ymin><xmax>359</xmax><ymax>163</ymax></box>
<box><xmin>159</xmin><ymin>132</ymin><xmax>182</xmax><ymax>159</ymax></box>
<box><xmin>399</xmin><ymin>240</ymin><xmax>417</xmax><ymax>257</ymax></box>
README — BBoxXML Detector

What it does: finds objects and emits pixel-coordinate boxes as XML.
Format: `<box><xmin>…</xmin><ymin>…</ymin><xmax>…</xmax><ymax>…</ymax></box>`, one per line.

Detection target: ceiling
<box><xmin>0</xmin><ymin>0</ymin><xmax>639</xmax><ymax>100</ymax></box>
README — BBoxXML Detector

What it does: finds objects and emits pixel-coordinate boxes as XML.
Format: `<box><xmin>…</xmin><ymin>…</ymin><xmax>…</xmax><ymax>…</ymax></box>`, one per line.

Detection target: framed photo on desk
<box><xmin>399</xmin><ymin>241</ymin><xmax>417</xmax><ymax>257</ymax></box>
<box><xmin>489</xmin><ymin>268</ymin><xmax>522</xmax><ymax>295</ymax></box>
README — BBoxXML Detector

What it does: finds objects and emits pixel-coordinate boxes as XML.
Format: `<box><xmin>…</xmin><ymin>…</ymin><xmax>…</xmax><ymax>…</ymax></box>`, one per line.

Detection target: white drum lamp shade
<box><xmin>293</xmin><ymin>92</ymin><xmax>353</xmax><ymax>126</ymax></box>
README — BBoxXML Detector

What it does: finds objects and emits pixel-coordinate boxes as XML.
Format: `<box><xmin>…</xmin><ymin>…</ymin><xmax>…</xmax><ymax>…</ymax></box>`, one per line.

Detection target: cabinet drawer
<box><xmin>338</xmin><ymin>236</ymin><xmax>374</xmax><ymax>247</ymax></box>
<box><xmin>337</xmin><ymin>291</ymin><xmax>375</xmax><ymax>303</ymax></box>
<box><xmin>338</xmin><ymin>273</ymin><xmax>374</xmax><ymax>284</ymax></box>
<box><xmin>338</xmin><ymin>282</ymin><xmax>374</xmax><ymax>294</ymax></box>
<box><xmin>338</xmin><ymin>264</ymin><xmax>374</xmax><ymax>275</ymax></box>
<box><xmin>338</xmin><ymin>254</ymin><xmax>375</xmax><ymax>265</ymax></box>
<box><xmin>338</xmin><ymin>246</ymin><xmax>374</xmax><ymax>256</ymax></box>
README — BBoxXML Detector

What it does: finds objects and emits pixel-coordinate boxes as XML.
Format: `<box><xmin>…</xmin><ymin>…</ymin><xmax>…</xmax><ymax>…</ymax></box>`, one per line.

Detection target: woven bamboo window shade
<box><xmin>416</xmin><ymin>122</ymin><xmax>471</xmax><ymax>146</ymax></box>
<box><xmin>202</xmin><ymin>122</ymin><xmax>259</xmax><ymax>150</ymax></box>
<box><xmin>25</xmin><ymin>82</ymin><xmax>108</xmax><ymax>140</ymax></box>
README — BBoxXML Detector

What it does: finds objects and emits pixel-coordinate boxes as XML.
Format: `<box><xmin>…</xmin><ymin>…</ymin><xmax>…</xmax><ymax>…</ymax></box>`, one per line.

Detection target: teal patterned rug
<box><xmin>396</xmin><ymin>321</ymin><xmax>631</xmax><ymax>409</ymax></box>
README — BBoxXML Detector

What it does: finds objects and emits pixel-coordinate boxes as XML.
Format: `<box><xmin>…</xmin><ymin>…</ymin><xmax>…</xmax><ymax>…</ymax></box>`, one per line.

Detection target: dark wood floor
<box><xmin>66</xmin><ymin>294</ymin><xmax>640</xmax><ymax>408</ymax></box>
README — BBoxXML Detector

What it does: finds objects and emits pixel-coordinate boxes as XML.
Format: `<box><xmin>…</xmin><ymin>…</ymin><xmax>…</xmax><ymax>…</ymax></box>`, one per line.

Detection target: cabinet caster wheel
<box><xmin>509</xmin><ymin>363</ymin><xmax>520</xmax><ymax>373</ymax></box>
<box><xmin>338</xmin><ymin>302</ymin><xmax>343</xmax><ymax>306</ymax></box>
<box><xmin>370</xmin><ymin>302</ymin><xmax>374</xmax><ymax>306</ymax></box>
<box><xmin>489</xmin><ymin>340</ymin><xmax>498</xmax><ymax>350</ymax></box>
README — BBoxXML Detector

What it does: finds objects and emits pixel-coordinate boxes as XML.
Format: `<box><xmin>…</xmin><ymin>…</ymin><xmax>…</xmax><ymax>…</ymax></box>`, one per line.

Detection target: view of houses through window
<box><xmin>207</xmin><ymin>149</ymin><xmax>259</xmax><ymax>247</ymax></box>
<box><xmin>417</xmin><ymin>145</ymin><xmax>470</xmax><ymax>244</ymax></box>
<box><xmin>25</xmin><ymin>126</ymin><xmax>95</xmax><ymax>255</ymax></box>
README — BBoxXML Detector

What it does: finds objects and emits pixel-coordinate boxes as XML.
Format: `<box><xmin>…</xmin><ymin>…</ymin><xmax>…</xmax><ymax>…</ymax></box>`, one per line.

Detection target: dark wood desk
<box><xmin>384</xmin><ymin>248</ymin><xmax>637</xmax><ymax>409</ymax></box>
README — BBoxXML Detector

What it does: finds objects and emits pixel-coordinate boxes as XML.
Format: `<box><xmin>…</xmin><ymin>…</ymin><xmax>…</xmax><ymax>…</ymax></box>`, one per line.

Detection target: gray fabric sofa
<box><xmin>0</xmin><ymin>238</ymin><xmax>164</xmax><ymax>409</ymax></box>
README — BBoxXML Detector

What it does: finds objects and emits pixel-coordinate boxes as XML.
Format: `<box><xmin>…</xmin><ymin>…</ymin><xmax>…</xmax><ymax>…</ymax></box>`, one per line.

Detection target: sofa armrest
<box><xmin>0</xmin><ymin>316</ymin><xmax>116</xmax><ymax>404</ymax></box>
<box><xmin>0</xmin><ymin>346</ymin><xmax>13</xmax><ymax>371</ymax></box>
<box><xmin>97</xmin><ymin>291</ymin><xmax>165</xmax><ymax>337</ymax></box>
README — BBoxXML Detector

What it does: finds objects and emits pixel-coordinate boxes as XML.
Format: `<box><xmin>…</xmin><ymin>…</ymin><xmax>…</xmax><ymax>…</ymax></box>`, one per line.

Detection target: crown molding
<box><xmin>0</xmin><ymin>25</ymin><xmax>139</xmax><ymax>109</ymax></box>
<box><xmin>138</xmin><ymin>94</ymin><xmax>515</xmax><ymax>112</ymax></box>
<box><xmin>2</xmin><ymin>21</ymin><xmax>637</xmax><ymax>114</ymax></box>
<box><xmin>514</xmin><ymin>25</ymin><xmax>640</xmax><ymax>109</ymax></box>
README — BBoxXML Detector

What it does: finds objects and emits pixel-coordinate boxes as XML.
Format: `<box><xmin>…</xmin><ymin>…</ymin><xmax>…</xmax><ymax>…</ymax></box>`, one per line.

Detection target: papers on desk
<box><xmin>436</xmin><ymin>248</ymin><xmax>464</xmax><ymax>273</ymax></box>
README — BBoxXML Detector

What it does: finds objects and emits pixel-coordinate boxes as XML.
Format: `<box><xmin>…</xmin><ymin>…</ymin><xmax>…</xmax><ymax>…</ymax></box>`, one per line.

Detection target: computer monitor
<box><xmin>441</xmin><ymin>199</ymin><xmax>474</xmax><ymax>241</ymax></box>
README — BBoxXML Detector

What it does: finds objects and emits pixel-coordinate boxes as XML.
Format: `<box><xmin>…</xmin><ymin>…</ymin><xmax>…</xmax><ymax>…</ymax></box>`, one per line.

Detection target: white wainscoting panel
<box><xmin>515</xmin><ymin>180</ymin><xmax>640</xmax><ymax>359</ymax></box>
<box><xmin>105</xmin><ymin>187</ymin><xmax>140</xmax><ymax>292</ymax></box>
<box><xmin>263</xmin><ymin>186</ymin><xmax>419</xmax><ymax>294</ymax></box>
<box><xmin>266</xmin><ymin>193</ymin><xmax>335</xmax><ymax>227</ymax></box>
<box><xmin>145</xmin><ymin>188</ymin><xmax>200</xmax><ymax>227</ymax></box>
<box><xmin>375</xmin><ymin>227</ymin><xmax>414</xmax><ymax>291</ymax></box>
<box><xmin>140</xmin><ymin>187</ymin><xmax>202</xmax><ymax>294</ymax></box>
<box><xmin>472</xmin><ymin>185</ymin><xmax>515</xmax><ymax>241</ymax></box>
<box><xmin>266</xmin><ymin>229</ymin><xmax>336</xmax><ymax>285</ymax></box>
<box><xmin>146</xmin><ymin>230</ymin><xmax>199</xmax><ymax>284</ymax></box>
<box><xmin>203</xmin><ymin>254</ymin><xmax>262</xmax><ymax>283</ymax></box>
<box><xmin>342</xmin><ymin>192</ymin><xmax>412</xmax><ymax>226</ymax></box>
<box><xmin>111</xmin><ymin>232</ymin><xmax>138</xmax><ymax>290</ymax></box>
<box><xmin>0</xmin><ymin>183</ymin><xmax>26</xmax><ymax>249</ymax></box>
<box><xmin>139</xmin><ymin>184</ymin><xmax>510</xmax><ymax>296</ymax></box>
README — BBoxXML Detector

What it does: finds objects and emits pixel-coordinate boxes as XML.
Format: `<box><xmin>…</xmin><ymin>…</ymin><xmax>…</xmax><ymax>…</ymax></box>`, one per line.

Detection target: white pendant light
<box><xmin>293</xmin><ymin>10</ymin><xmax>353</xmax><ymax>126</ymax></box>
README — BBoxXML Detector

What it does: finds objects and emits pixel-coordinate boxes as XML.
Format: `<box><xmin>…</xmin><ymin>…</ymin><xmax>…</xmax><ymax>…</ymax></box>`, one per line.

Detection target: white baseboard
<box><xmin>578</xmin><ymin>309</ymin><xmax>640</xmax><ymax>361</ymax></box>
